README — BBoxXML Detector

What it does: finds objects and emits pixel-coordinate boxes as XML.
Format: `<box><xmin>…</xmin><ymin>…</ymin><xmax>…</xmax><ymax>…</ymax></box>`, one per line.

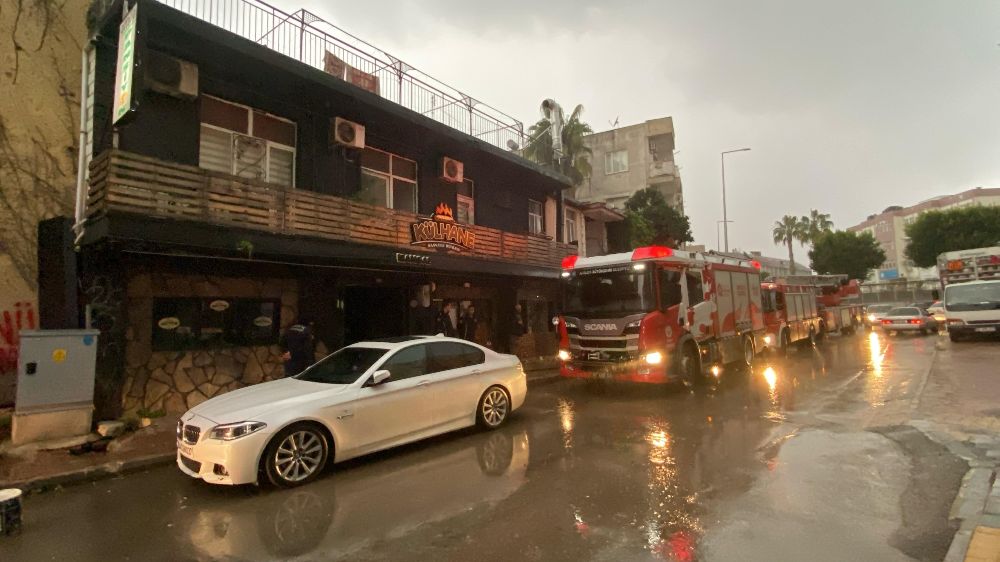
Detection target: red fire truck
<box><xmin>776</xmin><ymin>275</ymin><xmax>864</xmax><ymax>336</ymax></box>
<box><xmin>758</xmin><ymin>282</ymin><xmax>824</xmax><ymax>354</ymax></box>
<box><xmin>556</xmin><ymin>246</ymin><xmax>765</xmax><ymax>384</ymax></box>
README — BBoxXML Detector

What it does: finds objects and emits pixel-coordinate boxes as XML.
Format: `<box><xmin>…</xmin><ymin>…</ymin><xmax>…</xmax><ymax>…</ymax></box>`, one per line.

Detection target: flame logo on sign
<box><xmin>433</xmin><ymin>203</ymin><xmax>455</xmax><ymax>222</ymax></box>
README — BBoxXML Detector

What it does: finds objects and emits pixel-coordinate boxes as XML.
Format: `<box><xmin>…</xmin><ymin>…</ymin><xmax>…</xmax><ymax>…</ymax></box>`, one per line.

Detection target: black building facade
<box><xmin>71</xmin><ymin>0</ymin><xmax>573</xmax><ymax>417</ymax></box>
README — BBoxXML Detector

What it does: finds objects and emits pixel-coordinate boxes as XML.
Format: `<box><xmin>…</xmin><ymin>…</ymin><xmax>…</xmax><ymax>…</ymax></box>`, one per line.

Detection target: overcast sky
<box><xmin>276</xmin><ymin>0</ymin><xmax>1000</xmax><ymax>257</ymax></box>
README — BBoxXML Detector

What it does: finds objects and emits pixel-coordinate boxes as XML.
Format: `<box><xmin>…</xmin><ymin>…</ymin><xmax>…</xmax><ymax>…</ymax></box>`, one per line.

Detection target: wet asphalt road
<box><xmin>5</xmin><ymin>332</ymin><xmax>968</xmax><ymax>561</ymax></box>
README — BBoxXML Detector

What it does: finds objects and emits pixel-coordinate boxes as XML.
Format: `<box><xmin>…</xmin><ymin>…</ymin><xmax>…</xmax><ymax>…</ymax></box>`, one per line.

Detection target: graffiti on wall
<box><xmin>1</xmin><ymin>301</ymin><xmax>36</xmax><ymax>373</ymax></box>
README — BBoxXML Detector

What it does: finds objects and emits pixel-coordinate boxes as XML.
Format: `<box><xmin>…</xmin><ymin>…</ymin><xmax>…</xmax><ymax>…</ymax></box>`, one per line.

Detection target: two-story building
<box><xmin>64</xmin><ymin>0</ymin><xmax>575</xmax><ymax>417</ymax></box>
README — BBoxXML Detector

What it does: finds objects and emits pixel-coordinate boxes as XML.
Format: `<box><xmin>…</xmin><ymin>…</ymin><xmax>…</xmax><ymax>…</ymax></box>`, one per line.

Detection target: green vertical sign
<box><xmin>112</xmin><ymin>4</ymin><xmax>138</xmax><ymax>124</ymax></box>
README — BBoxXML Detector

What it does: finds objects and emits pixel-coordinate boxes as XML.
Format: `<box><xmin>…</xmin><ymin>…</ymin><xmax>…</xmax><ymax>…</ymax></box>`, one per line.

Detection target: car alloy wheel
<box><xmin>265</xmin><ymin>425</ymin><xmax>329</xmax><ymax>487</ymax></box>
<box><xmin>478</xmin><ymin>386</ymin><xmax>510</xmax><ymax>429</ymax></box>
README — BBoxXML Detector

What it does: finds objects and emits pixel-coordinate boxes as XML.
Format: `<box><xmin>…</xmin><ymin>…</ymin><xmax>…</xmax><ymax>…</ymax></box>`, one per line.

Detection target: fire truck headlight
<box><xmin>711</xmin><ymin>365</ymin><xmax>722</xmax><ymax>377</ymax></box>
<box><xmin>644</xmin><ymin>352</ymin><xmax>663</xmax><ymax>365</ymax></box>
<box><xmin>557</xmin><ymin>349</ymin><xmax>572</xmax><ymax>361</ymax></box>
<box><xmin>763</xmin><ymin>334</ymin><xmax>773</xmax><ymax>345</ymax></box>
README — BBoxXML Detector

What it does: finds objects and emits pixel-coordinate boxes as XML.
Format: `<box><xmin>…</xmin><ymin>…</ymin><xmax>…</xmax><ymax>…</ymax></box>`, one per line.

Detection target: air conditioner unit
<box><xmin>332</xmin><ymin>117</ymin><xmax>365</xmax><ymax>149</ymax></box>
<box><xmin>440</xmin><ymin>156</ymin><xmax>464</xmax><ymax>183</ymax></box>
<box><xmin>146</xmin><ymin>50</ymin><xmax>198</xmax><ymax>99</ymax></box>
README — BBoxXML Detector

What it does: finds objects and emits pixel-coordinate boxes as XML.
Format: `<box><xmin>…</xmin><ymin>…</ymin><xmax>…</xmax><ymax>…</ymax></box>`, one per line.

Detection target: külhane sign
<box><xmin>410</xmin><ymin>204</ymin><xmax>476</xmax><ymax>252</ymax></box>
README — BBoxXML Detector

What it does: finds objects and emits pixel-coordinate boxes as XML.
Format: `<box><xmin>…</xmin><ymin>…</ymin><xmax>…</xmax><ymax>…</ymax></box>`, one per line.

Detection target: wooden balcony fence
<box><xmin>86</xmin><ymin>150</ymin><xmax>574</xmax><ymax>269</ymax></box>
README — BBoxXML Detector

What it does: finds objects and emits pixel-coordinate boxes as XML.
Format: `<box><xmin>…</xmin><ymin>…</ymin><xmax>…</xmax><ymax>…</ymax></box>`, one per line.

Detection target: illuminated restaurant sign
<box><xmin>411</xmin><ymin>203</ymin><xmax>476</xmax><ymax>252</ymax></box>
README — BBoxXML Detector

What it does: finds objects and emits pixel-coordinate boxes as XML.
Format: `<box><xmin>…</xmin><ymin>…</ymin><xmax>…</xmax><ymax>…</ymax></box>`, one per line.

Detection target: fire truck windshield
<box><xmin>563</xmin><ymin>268</ymin><xmax>655</xmax><ymax>316</ymax></box>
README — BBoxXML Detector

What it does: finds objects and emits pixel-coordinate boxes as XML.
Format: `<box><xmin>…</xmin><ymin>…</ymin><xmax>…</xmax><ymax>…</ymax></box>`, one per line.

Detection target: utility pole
<box><xmin>721</xmin><ymin>148</ymin><xmax>751</xmax><ymax>252</ymax></box>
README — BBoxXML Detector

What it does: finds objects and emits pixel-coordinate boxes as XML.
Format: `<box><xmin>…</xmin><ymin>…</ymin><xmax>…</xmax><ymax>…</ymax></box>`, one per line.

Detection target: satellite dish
<box><xmin>506</xmin><ymin>139</ymin><xmax>519</xmax><ymax>151</ymax></box>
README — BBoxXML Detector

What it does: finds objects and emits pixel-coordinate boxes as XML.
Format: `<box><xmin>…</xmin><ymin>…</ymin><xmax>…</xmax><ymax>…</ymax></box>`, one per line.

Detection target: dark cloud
<box><xmin>275</xmin><ymin>0</ymin><xmax>1000</xmax><ymax>254</ymax></box>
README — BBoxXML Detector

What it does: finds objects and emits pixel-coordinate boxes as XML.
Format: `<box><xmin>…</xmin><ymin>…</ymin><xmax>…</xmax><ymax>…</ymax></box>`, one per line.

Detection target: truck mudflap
<box><xmin>560</xmin><ymin>361</ymin><xmax>676</xmax><ymax>384</ymax></box>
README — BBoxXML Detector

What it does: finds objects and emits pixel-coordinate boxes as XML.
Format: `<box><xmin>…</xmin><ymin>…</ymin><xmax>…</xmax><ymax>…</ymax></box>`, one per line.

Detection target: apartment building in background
<box><xmin>576</xmin><ymin>117</ymin><xmax>684</xmax><ymax>213</ymax></box>
<box><xmin>847</xmin><ymin>187</ymin><xmax>1000</xmax><ymax>281</ymax></box>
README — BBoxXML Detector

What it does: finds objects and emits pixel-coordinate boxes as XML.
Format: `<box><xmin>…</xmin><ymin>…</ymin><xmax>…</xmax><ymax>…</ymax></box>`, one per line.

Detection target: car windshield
<box><xmin>296</xmin><ymin>347</ymin><xmax>388</xmax><ymax>384</ymax></box>
<box><xmin>563</xmin><ymin>267</ymin><xmax>655</xmax><ymax>316</ymax></box>
<box><xmin>945</xmin><ymin>283</ymin><xmax>1000</xmax><ymax>311</ymax></box>
<box><xmin>868</xmin><ymin>305</ymin><xmax>893</xmax><ymax>314</ymax></box>
<box><xmin>887</xmin><ymin>307</ymin><xmax>921</xmax><ymax>317</ymax></box>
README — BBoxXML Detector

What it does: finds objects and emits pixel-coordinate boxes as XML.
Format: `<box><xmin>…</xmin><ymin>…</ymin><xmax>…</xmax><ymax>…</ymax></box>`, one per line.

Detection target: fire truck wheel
<box><xmin>742</xmin><ymin>337</ymin><xmax>755</xmax><ymax>368</ymax></box>
<box><xmin>679</xmin><ymin>344</ymin><xmax>702</xmax><ymax>384</ymax></box>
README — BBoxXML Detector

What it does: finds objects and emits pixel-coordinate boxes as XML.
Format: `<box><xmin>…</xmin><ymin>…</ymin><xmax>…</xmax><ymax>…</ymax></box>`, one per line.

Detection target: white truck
<box><xmin>937</xmin><ymin>246</ymin><xmax>1000</xmax><ymax>342</ymax></box>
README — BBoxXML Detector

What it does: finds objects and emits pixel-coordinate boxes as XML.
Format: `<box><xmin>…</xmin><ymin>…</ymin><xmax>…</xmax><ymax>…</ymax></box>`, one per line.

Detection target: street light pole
<box><xmin>721</xmin><ymin>147</ymin><xmax>751</xmax><ymax>252</ymax></box>
<box><xmin>716</xmin><ymin>220</ymin><xmax>734</xmax><ymax>252</ymax></box>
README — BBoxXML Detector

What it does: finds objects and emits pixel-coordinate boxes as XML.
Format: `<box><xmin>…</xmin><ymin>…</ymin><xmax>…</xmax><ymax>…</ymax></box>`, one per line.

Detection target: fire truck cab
<box><xmin>759</xmin><ymin>282</ymin><xmax>823</xmax><ymax>354</ymax></box>
<box><xmin>557</xmin><ymin>246</ymin><xmax>765</xmax><ymax>384</ymax></box>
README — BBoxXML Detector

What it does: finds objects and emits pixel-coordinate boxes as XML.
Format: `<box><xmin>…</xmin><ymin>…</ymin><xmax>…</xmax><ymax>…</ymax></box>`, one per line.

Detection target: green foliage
<box><xmin>136</xmin><ymin>408</ymin><xmax>165</xmax><ymax>419</ymax></box>
<box><xmin>120</xmin><ymin>416</ymin><xmax>140</xmax><ymax>433</ymax></box>
<box><xmin>801</xmin><ymin>209</ymin><xmax>834</xmax><ymax>243</ymax></box>
<box><xmin>236</xmin><ymin>240</ymin><xmax>254</xmax><ymax>259</ymax></box>
<box><xmin>808</xmin><ymin>230</ymin><xmax>886</xmax><ymax>280</ymax></box>
<box><xmin>522</xmin><ymin>102</ymin><xmax>594</xmax><ymax>186</ymax></box>
<box><xmin>622</xmin><ymin>188</ymin><xmax>692</xmax><ymax>247</ymax></box>
<box><xmin>904</xmin><ymin>206</ymin><xmax>1000</xmax><ymax>268</ymax></box>
<box><xmin>772</xmin><ymin>215</ymin><xmax>808</xmax><ymax>266</ymax></box>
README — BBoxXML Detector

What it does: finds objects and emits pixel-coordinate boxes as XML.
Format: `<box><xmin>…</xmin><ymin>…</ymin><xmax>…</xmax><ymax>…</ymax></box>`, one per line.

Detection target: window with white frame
<box><xmin>199</xmin><ymin>96</ymin><xmax>296</xmax><ymax>187</ymax></box>
<box><xmin>604</xmin><ymin>149</ymin><xmax>628</xmax><ymax>174</ymax></box>
<box><xmin>564</xmin><ymin>208</ymin><xmax>578</xmax><ymax>243</ymax></box>
<box><xmin>456</xmin><ymin>179</ymin><xmax>474</xmax><ymax>224</ymax></box>
<box><xmin>528</xmin><ymin>199</ymin><xmax>544</xmax><ymax>235</ymax></box>
<box><xmin>358</xmin><ymin>147</ymin><xmax>418</xmax><ymax>213</ymax></box>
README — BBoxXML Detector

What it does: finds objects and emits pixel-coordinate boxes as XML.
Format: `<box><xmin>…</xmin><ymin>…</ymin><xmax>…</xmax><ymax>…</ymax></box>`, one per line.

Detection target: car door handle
<box><xmin>418</xmin><ymin>380</ymin><xmax>432</xmax><ymax>387</ymax></box>
<box><xmin>471</xmin><ymin>370</ymin><xmax>482</xmax><ymax>375</ymax></box>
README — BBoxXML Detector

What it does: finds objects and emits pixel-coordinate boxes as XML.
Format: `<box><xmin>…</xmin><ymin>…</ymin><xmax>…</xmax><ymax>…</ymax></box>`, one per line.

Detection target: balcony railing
<box><xmin>86</xmin><ymin>150</ymin><xmax>572</xmax><ymax>269</ymax></box>
<box><xmin>154</xmin><ymin>0</ymin><xmax>526</xmax><ymax>152</ymax></box>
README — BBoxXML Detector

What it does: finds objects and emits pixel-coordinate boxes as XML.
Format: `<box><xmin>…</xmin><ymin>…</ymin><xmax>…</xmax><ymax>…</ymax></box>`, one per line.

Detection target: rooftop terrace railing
<box><xmin>156</xmin><ymin>0</ymin><xmax>527</xmax><ymax>151</ymax></box>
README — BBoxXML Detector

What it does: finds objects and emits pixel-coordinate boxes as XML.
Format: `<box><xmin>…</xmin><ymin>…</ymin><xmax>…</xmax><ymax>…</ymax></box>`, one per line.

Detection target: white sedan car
<box><xmin>176</xmin><ymin>336</ymin><xmax>526</xmax><ymax>487</ymax></box>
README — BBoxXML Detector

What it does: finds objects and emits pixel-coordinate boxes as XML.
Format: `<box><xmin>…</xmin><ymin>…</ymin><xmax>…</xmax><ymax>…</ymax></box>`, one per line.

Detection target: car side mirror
<box><xmin>365</xmin><ymin>369</ymin><xmax>391</xmax><ymax>387</ymax></box>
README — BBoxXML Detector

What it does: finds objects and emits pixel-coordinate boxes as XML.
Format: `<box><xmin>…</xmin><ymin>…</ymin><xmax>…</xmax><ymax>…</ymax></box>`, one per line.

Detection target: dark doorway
<box><xmin>343</xmin><ymin>286</ymin><xmax>408</xmax><ymax>344</ymax></box>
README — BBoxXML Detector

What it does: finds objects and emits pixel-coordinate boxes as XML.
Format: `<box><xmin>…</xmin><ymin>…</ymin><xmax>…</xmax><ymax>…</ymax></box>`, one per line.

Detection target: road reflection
<box><xmin>184</xmin><ymin>427</ymin><xmax>530</xmax><ymax>560</ymax></box>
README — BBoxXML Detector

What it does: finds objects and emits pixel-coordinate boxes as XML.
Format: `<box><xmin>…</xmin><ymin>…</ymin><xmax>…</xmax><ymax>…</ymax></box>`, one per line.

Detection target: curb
<box><xmin>5</xmin><ymin>451</ymin><xmax>176</xmax><ymax>493</ymax></box>
<box><xmin>526</xmin><ymin>369</ymin><xmax>561</xmax><ymax>385</ymax></box>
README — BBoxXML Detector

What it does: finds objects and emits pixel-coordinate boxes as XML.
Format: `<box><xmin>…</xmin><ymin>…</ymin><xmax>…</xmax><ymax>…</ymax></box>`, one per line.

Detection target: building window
<box><xmin>152</xmin><ymin>298</ymin><xmax>280</xmax><ymax>351</ymax></box>
<box><xmin>605</xmin><ymin>149</ymin><xmax>628</xmax><ymax>174</ymax></box>
<box><xmin>358</xmin><ymin>147</ymin><xmax>418</xmax><ymax>213</ymax></box>
<box><xmin>564</xmin><ymin>208</ymin><xmax>578</xmax><ymax>243</ymax></box>
<box><xmin>457</xmin><ymin>179</ymin><xmax>474</xmax><ymax>224</ymax></box>
<box><xmin>199</xmin><ymin>96</ymin><xmax>296</xmax><ymax>187</ymax></box>
<box><xmin>528</xmin><ymin>199</ymin><xmax>544</xmax><ymax>235</ymax></box>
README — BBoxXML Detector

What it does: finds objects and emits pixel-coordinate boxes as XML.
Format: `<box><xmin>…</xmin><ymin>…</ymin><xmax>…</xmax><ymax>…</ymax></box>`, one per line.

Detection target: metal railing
<box><xmin>156</xmin><ymin>0</ymin><xmax>527</xmax><ymax>151</ymax></box>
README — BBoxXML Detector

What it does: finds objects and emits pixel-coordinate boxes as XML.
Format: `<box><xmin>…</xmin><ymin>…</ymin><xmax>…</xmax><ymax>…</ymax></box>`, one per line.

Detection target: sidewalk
<box><xmin>0</xmin><ymin>416</ymin><xmax>178</xmax><ymax>492</ymax></box>
<box><xmin>0</xmin><ymin>365</ymin><xmax>560</xmax><ymax>492</ymax></box>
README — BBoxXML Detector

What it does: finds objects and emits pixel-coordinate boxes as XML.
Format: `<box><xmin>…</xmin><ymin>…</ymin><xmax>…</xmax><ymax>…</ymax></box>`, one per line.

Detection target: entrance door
<box><xmin>343</xmin><ymin>286</ymin><xmax>408</xmax><ymax>344</ymax></box>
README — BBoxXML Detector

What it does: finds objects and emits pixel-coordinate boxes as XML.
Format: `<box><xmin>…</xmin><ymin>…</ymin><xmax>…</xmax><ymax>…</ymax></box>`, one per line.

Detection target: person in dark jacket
<box><xmin>459</xmin><ymin>304</ymin><xmax>478</xmax><ymax>341</ymax></box>
<box><xmin>436</xmin><ymin>301</ymin><xmax>459</xmax><ymax>337</ymax></box>
<box><xmin>280</xmin><ymin>318</ymin><xmax>315</xmax><ymax>377</ymax></box>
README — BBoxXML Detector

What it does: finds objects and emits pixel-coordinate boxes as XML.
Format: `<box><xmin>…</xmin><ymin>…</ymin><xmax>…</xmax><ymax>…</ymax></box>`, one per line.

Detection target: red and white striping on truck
<box><xmin>556</xmin><ymin>246</ymin><xmax>765</xmax><ymax>384</ymax></box>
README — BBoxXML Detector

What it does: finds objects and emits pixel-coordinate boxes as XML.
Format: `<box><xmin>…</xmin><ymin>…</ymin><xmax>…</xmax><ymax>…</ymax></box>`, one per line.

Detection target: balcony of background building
<box><xmin>153</xmin><ymin>0</ymin><xmax>527</xmax><ymax>153</ymax></box>
<box><xmin>85</xmin><ymin>150</ymin><xmax>573</xmax><ymax>268</ymax></box>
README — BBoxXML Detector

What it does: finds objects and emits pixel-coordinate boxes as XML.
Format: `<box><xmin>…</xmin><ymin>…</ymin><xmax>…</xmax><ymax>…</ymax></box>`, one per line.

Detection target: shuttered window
<box><xmin>198</xmin><ymin>96</ymin><xmax>296</xmax><ymax>187</ymax></box>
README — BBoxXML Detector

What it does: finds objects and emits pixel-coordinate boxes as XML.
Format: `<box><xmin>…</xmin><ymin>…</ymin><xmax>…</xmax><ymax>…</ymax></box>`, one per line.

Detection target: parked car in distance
<box><xmin>865</xmin><ymin>304</ymin><xmax>896</xmax><ymax>328</ymax></box>
<box><xmin>176</xmin><ymin>335</ymin><xmax>526</xmax><ymax>487</ymax></box>
<box><xmin>926</xmin><ymin>301</ymin><xmax>946</xmax><ymax>322</ymax></box>
<box><xmin>909</xmin><ymin>300</ymin><xmax>937</xmax><ymax>313</ymax></box>
<box><xmin>880</xmin><ymin>307</ymin><xmax>939</xmax><ymax>335</ymax></box>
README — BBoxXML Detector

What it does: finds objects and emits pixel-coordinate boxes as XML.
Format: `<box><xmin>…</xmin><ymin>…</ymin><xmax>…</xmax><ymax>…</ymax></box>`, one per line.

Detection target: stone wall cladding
<box><xmin>121</xmin><ymin>271</ymin><xmax>300</xmax><ymax>414</ymax></box>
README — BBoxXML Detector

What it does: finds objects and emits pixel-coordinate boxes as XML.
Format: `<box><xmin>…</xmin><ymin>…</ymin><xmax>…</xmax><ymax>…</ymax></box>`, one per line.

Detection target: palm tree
<box><xmin>801</xmin><ymin>209</ymin><xmax>834</xmax><ymax>243</ymax></box>
<box><xmin>522</xmin><ymin>101</ymin><xmax>593</xmax><ymax>186</ymax></box>
<box><xmin>772</xmin><ymin>215</ymin><xmax>808</xmax><ymax>268</ymax></box>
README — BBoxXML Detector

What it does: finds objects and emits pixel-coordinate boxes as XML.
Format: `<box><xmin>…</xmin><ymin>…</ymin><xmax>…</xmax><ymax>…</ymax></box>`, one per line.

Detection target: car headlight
<box><xmin>557</xmin><ymin>349</ymin><xmax>571</xmax><ymax>361</ymax></box>
<box><xmin>867</xmin><ymin>314</ymin><xmax>876</xmax><ymax>322</ymax></box>
<box><xmin>208</xmin><ymin>421</ymin><xmax>267</xmax><ymax>441</ymax></box>
<box><xmin>176</xmin><ymin>419</ymin><xmax>184</xmax><ymax>440</ymax></box>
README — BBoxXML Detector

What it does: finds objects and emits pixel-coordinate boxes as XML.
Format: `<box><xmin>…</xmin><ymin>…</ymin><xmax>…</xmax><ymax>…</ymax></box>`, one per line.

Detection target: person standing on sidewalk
<box><xmin>459</xmin><ymin>304</ymin><xmax>479</xmax><ymax>341</ymax></box>
<box><xmin>436</xmin><ymin>301</ymin><xmax>459</xmax><ymax>337</ymax></box>
<box><xmin>280</xmin><ymin>317</ymin><xmax>315</xmax><ymax>377</ymax></box>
